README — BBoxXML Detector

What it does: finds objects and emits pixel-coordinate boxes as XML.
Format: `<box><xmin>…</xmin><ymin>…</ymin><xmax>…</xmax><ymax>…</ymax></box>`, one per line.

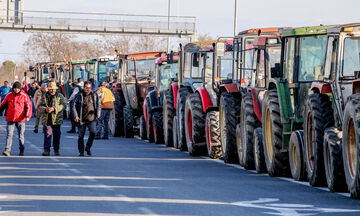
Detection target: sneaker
<box><xmin>67</xmin><ymin>129</ymin><xmax>76</xmax><ymax>134</ymax></box>
<box><xmin>85</xmin><ymin>147</ymin><xmax>92</xmax><ymax>156</ymax></box>
<box><xmin>34</xmin><ymin>128</ymin><xmax>38</xmax><ymax>133</ymax></box>
<box><xmin>79</xmin><ymin>152</ymin><xmax>84</xmax><ymax>157</ymax></box>
<box><xmin>2</xmin><ymin>150</ymin><xmax>10</xmax><ymax>157</ymax></box>
<box><xmin>42</xmin><ymin>151</ymin><xmax>50</xmax><ymax>156</ymax></box>
<box><xmin>54</xmin><ymin>151</ymin><xmax>60</xmax><ymax>156</ymax></box>
<box><xmin>19</xmin><ymin>149</ymin><xmax>24</xmax><ymax>156</ymax></box>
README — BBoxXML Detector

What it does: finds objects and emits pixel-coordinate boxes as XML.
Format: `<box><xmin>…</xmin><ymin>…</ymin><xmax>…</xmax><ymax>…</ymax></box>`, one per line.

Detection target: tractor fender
<box><xmin>352</xmin><ymin>79</ymin><xmax>360</xmax><ymax>94</ymax></box>
<box><xmin>196</xmin><ymin>87</ymin><xmax>212</xmax><ymax>113</ymax></box>
<box><xmin>268</xmin><ymin>78</ymin><xmax>292</xmax><ymax>125</ymax></box>
<box><xmin>223</xmin><ymin>83</ymin><xmax>238</xmax><ymax>93</ymax></box>
<box><xmin>143</xmin><ymin>99</ymin><xmax>147</xmax><ymax>119</ymax></box>
<box><xmin>250</xmin><ymin>89</ymin><xmax>262</xmax><ymax>123</ymax></box>
<box><xmin>310</xmin><ymin>82</ymin><xmax>331</xmax><ymax>94</ymax></box>
<box><xmin>171</xmin><ymin>82</ymin><xmax>178</xmax><ymax>109</ymax></box>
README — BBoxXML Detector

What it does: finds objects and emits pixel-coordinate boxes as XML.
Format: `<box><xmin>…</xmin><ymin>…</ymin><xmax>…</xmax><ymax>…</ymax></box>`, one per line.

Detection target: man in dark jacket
<box><xmin>72</xmin><ymin>81</ymin><xmax>101</xmax><ymax>156</ymax></box>
<box><xmin>0</xmin><ymin>82</ymin><xmax>32</xmax><ymax>156</ymax></box>
<box><xmin>38</xmin><ymin>82</ymin><xmax>67</xmax><ymax>156</ymax></box>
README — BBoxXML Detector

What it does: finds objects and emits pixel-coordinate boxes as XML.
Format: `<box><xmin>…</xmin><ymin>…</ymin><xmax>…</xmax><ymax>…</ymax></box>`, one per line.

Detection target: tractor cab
<box><xmin>68</xmin><ymin>60</ymin><xmax>95</xmax><ymax>82</ymax></box>
<box><xmin>34</xmin><ymin>62</ymin><xmax>51</xmax><ymax>83</ymax></box>
<box><xmin>90</xmin><ymin>56</ymin><xmax>117</xmax><ymax>85</ymax></box>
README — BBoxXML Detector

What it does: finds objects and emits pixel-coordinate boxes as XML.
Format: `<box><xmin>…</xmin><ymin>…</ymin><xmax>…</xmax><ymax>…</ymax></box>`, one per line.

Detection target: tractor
<box><xmin>89</xmin><ymin>56</ymin><xmax>117</xmax><ymax>85</ymax></box>
<box><xmin>261</xmin><ymin>25</ymin><xmax>331</xmax><ymax>178</ymax></box>
<box><xmin>235</xmin><ymin>35</ymin><xmax>282</xmax><ymax>172</ymax></box>
<box><xmin>141</xmin><ymin>52</ymin><xmax>179</xmax><ymax>144</ymax></box>
<box><xmin>218</xmin><ymin>28</ymin><xmax>286</xmax><ymax>164</ymax></box>
<box><xmin>109</xmin><ymin>51</ymin><xmax>162</xmax><ymax>138</ymax></box>
<box><xmin>304</xmin><ymin>24</ymin><xmax>360</xmax><ymax>196</ymax></box>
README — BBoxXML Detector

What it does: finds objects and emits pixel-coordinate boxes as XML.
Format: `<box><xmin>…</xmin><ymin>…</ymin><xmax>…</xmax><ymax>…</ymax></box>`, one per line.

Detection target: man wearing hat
<box><xmin>38</xmin><ymin>82</ymin><xmax>67</xmax><ymax>156</ymax></box>
<box><xmin>33</xmin><ymin>83</ymin><xmax>48</xmax><ymax>133</ymax></box>
<box><xmin>0</xmin><ymin>81</ymin><xmax>32</xmax><ymax>156</ymax></box>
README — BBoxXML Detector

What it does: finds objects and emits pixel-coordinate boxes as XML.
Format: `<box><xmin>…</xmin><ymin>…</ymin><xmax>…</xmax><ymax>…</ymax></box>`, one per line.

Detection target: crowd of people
<box><xmin>0</xmin><ymin>78</ymin><xmax>115</xmax><ymax>157</ymax></box>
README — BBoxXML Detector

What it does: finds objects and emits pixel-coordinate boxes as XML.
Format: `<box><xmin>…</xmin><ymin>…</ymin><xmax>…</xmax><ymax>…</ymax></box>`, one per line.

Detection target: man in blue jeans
<box><xmin>0</xmin><ymin>82</ymin><xmax>32</xmax><ymax>156</ymax></box>
<box><xmin>71</xmin><ymin>81</ymin><xmax>101</xmax><ymax>156</ymax></box>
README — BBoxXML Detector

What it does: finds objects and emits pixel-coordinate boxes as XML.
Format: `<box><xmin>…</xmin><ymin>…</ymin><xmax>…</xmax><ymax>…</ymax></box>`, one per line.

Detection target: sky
<box><xmin>0</xmin><ymin>0</ymin><xmax>359</xmax><ymax>63</ymax></box>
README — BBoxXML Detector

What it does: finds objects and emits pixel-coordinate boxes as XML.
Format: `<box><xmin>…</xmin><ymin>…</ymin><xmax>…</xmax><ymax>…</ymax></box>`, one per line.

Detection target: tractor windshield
<box><xmin>98</xmin><ymin>62</ymin><xmax>107</xmax><ymax>82</ymax></box>
<box><xmin>136</xmin><ymin>59</ymin><xmax>155</xmax><ymax>78</ymax></box>
<box><xmin>343</xmin><ymin>37</ymin><xmax>360</xmax><ymax>77</ymax></box>
<box><xmin>298</xmin><ymin>35</ymin><xmax>327</xmax><ymax>81</ymax></box>
<box><xmin>72</xmin><ymin>64</ymin><xmax>85</xmax><ymax>81</ymax></box>
<box><xmin>268</xmin><ymin>47</ymin><xmax>281</xmax><ymax>70</ymax></box>
<box><xmin>88</xmin><ymin>63</ymin><xmax>95</xmax><ymax>79</ymax></box>
<box><xmin>158</xmin><ymin>62</ymin><xmax>178</xmax><ymax>91</ymax></box>
<box><xmin>219</xmin><ymin>51</ymin><xmax>233</xmax><ymax>80</ymax></box>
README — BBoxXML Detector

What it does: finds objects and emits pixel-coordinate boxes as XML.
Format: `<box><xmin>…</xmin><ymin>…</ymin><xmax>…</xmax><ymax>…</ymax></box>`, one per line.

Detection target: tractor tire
<box><xmin>342</xmin><ymin>94</ymin><xmax>360</xmax><ymax>198</ymax></box>
<box><xmin>173</xmin><ymin>116</ymin><xmax>179</xmax><ymax>149</ymax></box>
<box><xmin>289</xmin><ymin>130</ymin><xmax>307</xmax><ymax>181</ymax></box>
<box><xmin>146</xmin><ymin>98</ymin><xmax>154</xmax><ymax>143</ymax></box>
<box><xmin>177</xmin><ymin>88</ymin><xmax>190</xmax><ymax>151</ymax></box>
<box><xmin>238</xmin><ymin>93</ymin><xmax>260</xmax><ymax>169</ymax></box>
<box><xmin>110</xmin><ymin>90</ymin><xmax>125</xmax><ymax>137</ymax></box>
<box><xmin>304</xmin><ymin>93</ymin><xmax>334</xmax><ymax>186</ymax></box>
<box><xmin>323</xmin><ymin>127</ymin><xmax>347</xmax><ymax>192</ymax></box>
<box><xmin>262</xmin><ymin>89</ymin><xmax>290</xmax><ymax>177</ymax></box>
<box><xmin>254</xmin><ymin>127</ymin><xmax>267</xmax><ymax>173</ymax></box>
<box><xmin>185</xmin><ymin>93</ymin><xmax>207</xmax><ymax>156</ymax></box>
<box><xmin>140</xmin><ymin>115</ymin><xmax>147</xmax><ymax>140</ymax></box>
<box><xmin>153</xmin><ymin>112</ymin><xmax>164</xmax><ymax>144</ymax></box>
<box><xmin>123</xmin><ymin>105</ymin><xmax>134</xmax><ymax>138</ymax></box>
<box><xmin>220</xmin><ymin>92</ymin><xmax>241</xmax><ymax>164</ymax></box>
<box><xmin>163</xmin><ymin>91</ymin><xmax>175</xmax><ymax>147</ymax></box>
<box><xmin>205</xmin><ymin>111</ymin><xmax>222</xmax><ymax>159</ymax></box>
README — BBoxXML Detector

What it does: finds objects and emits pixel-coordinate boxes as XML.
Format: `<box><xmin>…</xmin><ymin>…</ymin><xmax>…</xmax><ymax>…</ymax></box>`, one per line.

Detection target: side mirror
<box><xmin>271</xmin><ymin>63</ymin><xmax>281</xmax><ymax>78</ymax></box>
<box><xmin>215</xmin><ymin>42</ymin><xmax>225</xmax><ymax>57</ymax></box>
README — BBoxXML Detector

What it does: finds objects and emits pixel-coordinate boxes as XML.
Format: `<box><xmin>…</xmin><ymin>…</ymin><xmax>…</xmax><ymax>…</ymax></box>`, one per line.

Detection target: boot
<box><xmin>94</xmin><ymin>133</ymin><xmax>101</xmax><ymax>140</ymax></box>
<box><xmin>19</xmin><ymin>149</ymin><xmax>24</xmax><ymax>156</ymax></box>
<box><xmin>2</xmin><ymin>150</ymin><xmax>10</xmax><ymax>157</ymax></box>
<box><xmin>67</xmin><ymin>129</ymin><xmax>76</xmax><ymax>133</ymax></box>
<box><xmin>54</xmin><ymin>150</ymin><xmax>60</xmax><ymax>156</ymax></box>
<box><xmin>34</xmin><ymin>128</ymin><xmax>38</xmax><ymax>133</ymax></box>
<box><xmin>42</xmin><ymin>151</ymin><xmax>50</xmax><ymax>156</ymax></box>
<box><xmin>85</xmin><ymin>146</ymin><xmax>92</xmax><ymax>156</ymax></box>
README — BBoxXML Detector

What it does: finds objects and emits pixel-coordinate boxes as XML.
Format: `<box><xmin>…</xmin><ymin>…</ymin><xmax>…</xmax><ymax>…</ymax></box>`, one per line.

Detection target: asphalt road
<box><xmin>0</xmin><ymin>118</ymin><xmax>359</xmax><ymax>216</ymax></box>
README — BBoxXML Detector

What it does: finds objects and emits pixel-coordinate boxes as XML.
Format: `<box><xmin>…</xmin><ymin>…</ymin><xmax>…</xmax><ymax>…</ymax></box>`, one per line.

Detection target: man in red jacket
<box><xmin>0</xmin><ymin>81</ymin><xmax>32</xmax><ymax>156</ymax></box>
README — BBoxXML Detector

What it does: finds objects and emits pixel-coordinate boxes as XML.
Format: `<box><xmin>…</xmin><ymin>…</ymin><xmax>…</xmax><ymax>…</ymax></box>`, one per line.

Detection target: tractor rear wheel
<box><xmin>140</xmin><ymin>115</ymin><xmax>147</xmax><ymax>140</ymax></box>
<box><xmin>289</xmin><ymin>130</ymin><xmax>307</xmax><ymax>181</ymax></box>
<box><xmin>185</xmin><ymin>93</ymin><xmax>207</xmax><ymax>156</ymax></box>
<box><xmin>153</xmin><ymin>112</ymin><xmax>164</xmax><ymax>144</ymax></box>
<box><xmin>254</xmin><ymin>127</ymin><xmax>267</xmax><ymax>173</ymax></box>
<box><xmin>110</xmin><ymin>90</ymin><xmax>124</xmax><ymax>137</ymax></box>
<box><xmin>342</xmin><ymin>94</ymin><xmax>360</xmax><ymax>198</ymax></box>
<box><xmin>146</xmin><ymin>99</ymin><xmax>154</xmax><ymax>143</ymax></box>
<box><xmin>220</xmin><ymin>92</ymin><xmax>241</xmax><ymax>164</ymax></box>
<box><xmin>205</xmin><ymin>111</ymin><xmax>222</xmax><ymax>159</ymax></box>
<box><xmin>323</xmin><ymin>127</ymin><xmax>347</xmax><ymax>192</ymax></box>
<box><xmin>304</xmin><ymin>93</ymin><xmax>334</xmax><ymax>186</ymax></box>
<box><xmin>262</xmin><ymin>89</ymin><xmax>290</xmax><ymax>176</ymax></box>
<box><xmin>163</xmin><ymin>91</ymin><xmax>175</xmax><ymax>147</ymax></box>
<box><xmin>177</xmin><ymin>88</ymin><xmax>190</xmax><ymax>151</ymax></box>
<box><xmin>173</xmin><ymin>116</ymin><xmax>179</xmax><ymax>149</ymax></box>
<box><xmin>238</xmin><ymin>93</ymin><xmax>260</xmax><ymax>169</ymax></box>
<box><xmin>123</xmin><ymin>105</ymin><xmax>134</xmax><ymax>138</ymax></box>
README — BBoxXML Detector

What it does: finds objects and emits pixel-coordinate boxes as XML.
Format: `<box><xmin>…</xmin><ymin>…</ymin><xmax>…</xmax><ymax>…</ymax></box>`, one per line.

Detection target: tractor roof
<box><xmin>69</xmin><ymin>60</ymin><xmax>95</xmax><ymax>64</ymax></box>
<box><xmin>253</xmin><ymin>35</ymin><xmax>281</xmax><ymax>47</ymax></box>
<box><xmin>119</xmin><ymin>51</ymin><xmax>163</xmax><ymax>60</ymax></box>
<box><xmin>156</xmin><ymin>55</ymin><xmax>179</xmax><ymax>65</ymax></box>
<box><xmin>238</xmin><ymin>27</ymin><xmax>290</xmax><ymax>36</ymax></box>
<box><xmin>280</xmin><ymin>25</ymin><xmax>331</xmax><ymax>37</ymax></box>
<box><xmin>327</xmin><ymin>23</ymin><xmax>360</xmax><ymax>34</ymax></box>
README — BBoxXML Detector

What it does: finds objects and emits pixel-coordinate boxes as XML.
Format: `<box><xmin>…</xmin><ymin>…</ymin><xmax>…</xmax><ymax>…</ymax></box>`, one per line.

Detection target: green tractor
<box><xmin>262</xmin><ymin>25</ymin><xmax>331</xmax><ymax>177</ymax></box>
<box><xmin>305</xmin><ymin>24</ymin><xmax>360</xmax><ymax>196</ymax></box>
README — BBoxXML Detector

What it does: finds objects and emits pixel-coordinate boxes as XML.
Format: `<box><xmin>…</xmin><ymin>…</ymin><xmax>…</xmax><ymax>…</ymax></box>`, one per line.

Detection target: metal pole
<box><xmin>167</xmin><ymin>0</ymin><xmax>171</xmax><ymax>52</ymax></box>
<box><xmin>234</xmin><ymin>0</ymin><xmax>238</xmax><ymax>36</ymax></box>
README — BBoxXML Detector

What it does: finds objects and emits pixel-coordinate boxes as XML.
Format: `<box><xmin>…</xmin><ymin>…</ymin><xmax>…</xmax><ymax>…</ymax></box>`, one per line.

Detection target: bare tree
<box><xmin>197</xmin><ymin>33</ymin><xmax>215</xmax><ymax>42</ymax></box>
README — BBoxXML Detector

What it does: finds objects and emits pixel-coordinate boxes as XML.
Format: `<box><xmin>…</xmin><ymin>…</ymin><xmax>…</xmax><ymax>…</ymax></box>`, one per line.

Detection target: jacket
<box><xmin>71</xmin><ymin>90</ymin><xmax>101</xmax><ymax>125</ymax></box>
<box><xmin>0</xmin><ymin>91</ymin><xmax>32</xmax><ymax>122</ymax></box>
<box><xmin>96</xmin><ymin>86</ymin><xmax>115</xmax><ymax>109</ymax></box>
<box><xmin>38</xmin><ymin>92</ymin><xmax>67</xmax><ymax>126</ymax></box>
<box><xmin>33</xmin><ymin>89</ymin><xmax>46</xmax><ymax>109</ymax></box>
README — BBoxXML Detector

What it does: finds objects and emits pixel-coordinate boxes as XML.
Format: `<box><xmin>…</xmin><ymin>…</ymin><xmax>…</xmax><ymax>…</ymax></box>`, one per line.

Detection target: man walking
<box><xmin>33</xmin><ymin>83</ymin><xmax>48</xmax><ymax>133</ymax></box>
<box><xmin>95</xmin><ymin>81</ymin><xmax>115</xmax><ymax>140</ymax></box>
<box><xmin>38</xmin><ymin>82</ymin><xmax>67</xmax><ymax>156</ymax></box>
<box><xmin>72</xmin><ymin>81</ymin><xmax>101</xmax><ymax>156</ymax></box>
<box><xmin>0</xmin><ymin>82</ymin><xmax>32</xmax><ymax>156</ymax></box>
<box><xmin>0</xmin><ymin>81</ymin><xmax>11</xmax><ymax>116</ymax></box>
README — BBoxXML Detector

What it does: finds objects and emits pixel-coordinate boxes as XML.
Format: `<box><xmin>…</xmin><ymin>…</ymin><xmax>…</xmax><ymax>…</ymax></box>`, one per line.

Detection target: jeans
<box><xmin>96</xmin><ymin>109</ymin><xmax>111</xmax><ymax>137</ymax></box>
<box><xmin>78</xmin><ymin>121</ymin><xmax>96</xmax><ymax>153</ymax></box>
<box><xmin>5</xmin><ymin>122</ymin><xmax>25</xmax><ymax>151</ymax></box>
<box><xmin>43</xmin><ymin>125</ymin><xmax>61</xmax><ymax>152</ymax></box>
<box><xmin>34</xmin><ymin>110</ymin><xmax>42</xmax><ymax>130</ymax></box>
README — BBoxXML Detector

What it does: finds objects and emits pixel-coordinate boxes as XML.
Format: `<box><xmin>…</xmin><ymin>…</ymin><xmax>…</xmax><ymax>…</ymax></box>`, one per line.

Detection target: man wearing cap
<box><xmin>38</xmin><ymin>82</ymin><xmax>67</xmax><ymax>156</ymax></box>
<box><xmin>95</xmin><ymin>81</ymin><xmax>115</xmax><ymax>140</ymax></box>
<box><xmin>0</xmin><ymin>81</ymin><xmax>32</xmax><ymax>156</ymax></box>
<box><xmin>33</xmin><ymin>83</ymin><xmax>48</xmax><ymax>133</ymax></box>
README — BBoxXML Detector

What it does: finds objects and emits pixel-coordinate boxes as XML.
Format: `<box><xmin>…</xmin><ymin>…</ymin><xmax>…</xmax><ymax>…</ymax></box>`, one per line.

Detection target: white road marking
<box><xmin>50</xmin><ymin>158</ymin><xmax>60</xmax><ymax>162</ymax></box>
<box><xmin>138</xmin><ymin>207</ymin><xmax>158</xmax><ymax>215</ymax></box>
<box><xmin>116</xmin><ymin>194</ymin><xmax>136</xmax><ymax>203</ymax></box>
<box><xmin>82</xmin><ymin>176</ymin><xmax>97</xmax><ymax>182</ymax></box>
<box><xmin>70</xmin><ymin>169</ymin><xmax>82</xmax><ymax>174</ymax></box>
